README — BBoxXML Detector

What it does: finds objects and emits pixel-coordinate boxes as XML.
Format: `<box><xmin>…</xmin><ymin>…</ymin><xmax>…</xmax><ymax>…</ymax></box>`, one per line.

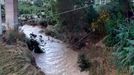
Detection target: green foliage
<box><xmin>104</xmin><ymin>13</ymin><xmax>125</xmax><ymax>46</ymax></box>
<box><xmin>87</xmin><ymin>5</ymin><xmax>98</xmax><ymax>24</ymax></box>
<box><xmin>55</xmin><ymin>0</ymin><xmax>98</xmax><ymax>40</ymax></box>
<box><xmin>91</xmin><ymin>10</ymin><xmax>109</xmax><ymax>34</ymax></box>
<box><xmin>18</xmin><ymin>1</ymin><xmax>40</xmax><ymax>15</ymax></box>
<box><xmin>99</xmin><ymin>0</ymin><xmax>132</xmax><ymax>19</ymax></box>
<box><xmin>105</xmin><ymin>20</ymin><xmax>134</xmax><ymax>74</ymax></box>
<box><xmin>18</xmin><ymin>0</ymin><xmax>58</xmax><ymax>25</ymax></box>
<box><xmin>103</xmin><ymin>1</ymin><xmax>134</xmax><ymax>74</ymax></box>
<box><xmin>74</xmin><ymin>0</ymin><xmax>99</xmax><ymax>23</ymax></box>
<box><xmin>34</xmin><ymin>0</ymin><xmax>44</xmax><ymax>7</ymax></box>
<box><xmin>41</xmin><ymin>0</ymin><xmax>58</xmax><ymax>24</ymax></box>
<box><xmin>78</xmin><ymin>54</ymin><xmax>91</xmax><ymax>72</ymax></box>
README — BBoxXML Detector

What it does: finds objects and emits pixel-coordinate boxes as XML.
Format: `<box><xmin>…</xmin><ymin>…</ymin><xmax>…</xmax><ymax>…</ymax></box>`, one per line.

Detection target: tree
<box><xmin>18</xmin><ymin>1</ymin><xmax>40</xmax><ymax>15</ymax></box>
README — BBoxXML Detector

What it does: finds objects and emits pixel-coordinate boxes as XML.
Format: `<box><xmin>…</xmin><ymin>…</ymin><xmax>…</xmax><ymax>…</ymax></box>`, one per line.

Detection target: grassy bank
<box><xmin>0</xmin><ymin>43</ymin><xmax>45</xmax><ymax>75</ymax></box>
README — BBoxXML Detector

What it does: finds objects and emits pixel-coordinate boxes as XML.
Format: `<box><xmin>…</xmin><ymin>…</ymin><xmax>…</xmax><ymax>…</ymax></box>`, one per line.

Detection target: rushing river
<box><xmin>21</xmin><ymin>25</ymin><xmax>89</xmax><ymax>75</ymax></box>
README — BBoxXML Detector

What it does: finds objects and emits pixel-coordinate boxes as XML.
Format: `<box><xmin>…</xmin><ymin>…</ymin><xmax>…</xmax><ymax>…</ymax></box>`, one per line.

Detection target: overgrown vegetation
<box><xmin>2</xmin><ymin>29</ymin><xmax>26</xmax><ymax>45</ymax></box>
<box><xmin>7</xmin><ymin>0</ymin><xmax>134</xmax><ymax>75</ymax></box>
<box><xmin>18</xmin><ymin>1</ymin><xmax>40</xmax><ymax>15</ymax></box>
<box><xmin>105</xmin><ymin>19</ymin><xmax>134</xmax><ymax>74</ymax></box>
<box><xmin>18</xmin><ymin>0</ymin><xmax>58</xmax><ymax>24</ymax></box>
<box><xmin>103</xmin><ymin>0</ymin><xmax>134</xmax><ymax>74</ymax></box>
<box><xmin>53</xmin><ymin>0</ymin><xmax>99</xmax><ymax>44</ymax></box>
<box><xmin>0</xmin><ymin>44</ymin><xmax>44</xmax><ymax>75</ymax></box>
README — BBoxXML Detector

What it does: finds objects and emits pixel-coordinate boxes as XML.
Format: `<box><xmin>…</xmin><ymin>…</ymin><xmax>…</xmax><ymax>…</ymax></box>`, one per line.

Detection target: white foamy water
<box><xmin>21</xmin><ymin>25</ymin><xmax>89</xmax><ymax>75</ymax></box>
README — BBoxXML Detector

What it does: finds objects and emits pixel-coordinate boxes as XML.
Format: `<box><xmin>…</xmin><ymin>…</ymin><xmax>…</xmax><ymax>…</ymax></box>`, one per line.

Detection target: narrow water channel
<box><xmin>21</xmin><ymin>25</ymin><xmax>89</xmax><ymax>75</ymax></box>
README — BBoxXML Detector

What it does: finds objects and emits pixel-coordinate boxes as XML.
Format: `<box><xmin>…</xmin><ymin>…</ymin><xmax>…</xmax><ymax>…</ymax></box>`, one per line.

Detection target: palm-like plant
<box><xmin>105</xmin><ymin>20</ymin><xmax>134</xmax><ymax>74</ymax></box>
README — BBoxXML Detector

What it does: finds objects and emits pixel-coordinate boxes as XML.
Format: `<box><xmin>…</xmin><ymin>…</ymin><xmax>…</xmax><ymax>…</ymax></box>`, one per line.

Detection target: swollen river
<box><xmin>21</xmin><ymin>25</ymin><xmax>89</xmax><ymax>75</ymax></box>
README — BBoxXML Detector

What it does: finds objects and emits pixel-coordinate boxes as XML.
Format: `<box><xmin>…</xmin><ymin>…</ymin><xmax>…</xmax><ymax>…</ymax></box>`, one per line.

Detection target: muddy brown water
<box><xmin>21</xmin><ymin>25</ymin><xmax>89</xmax><ymax>75</ymax></box>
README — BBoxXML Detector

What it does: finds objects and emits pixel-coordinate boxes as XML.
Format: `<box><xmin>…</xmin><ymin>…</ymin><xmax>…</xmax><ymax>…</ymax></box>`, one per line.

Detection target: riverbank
<box><xmin>38</xmin><ymin>24</ymin><xmax>114</xmax><ymax>75</ymax></box>
<box><xmin>0</xmin><ymin>42</ymin><xmax>45</xmax><ymax>75</ymax></box>
<box><xmin>78</xmin><ymin>37</ymin><xmax>129</xmax><ymax>75</ymax></box>
<box><xmin>0</xmin><ymin>24</ymin><xmax>128</xmax><ymax>75</ymax></box>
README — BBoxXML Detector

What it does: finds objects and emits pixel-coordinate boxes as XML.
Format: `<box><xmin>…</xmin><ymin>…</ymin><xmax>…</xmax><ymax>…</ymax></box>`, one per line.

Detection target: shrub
<box><xmin>91</xmin><ymin>10</ymin><xmax>109</xmax><ymax>34</ymax></box>
<box><xmin>5</xmin><ymin>30</ymin><xmax>26</xmax><ymax>45</ymax></box>
<box><xmin>78</xmin><ymin>54</ymin><xmax>91</xmax><ymax>72</ymax></box>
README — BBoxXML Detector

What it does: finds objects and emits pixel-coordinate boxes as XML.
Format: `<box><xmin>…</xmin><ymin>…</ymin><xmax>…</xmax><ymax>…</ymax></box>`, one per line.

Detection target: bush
<box><xmin>78</xmin><ymin>54</ymin><xmax>91</xmax><ymax>72</ymax></box>
<box><xmin>91</xmin><ymin>10</ymin><xmax>109</xmax><ymax>34</ymax></box>
<box><xmin>5</xmin><ymin>30</ymin><xmax>26</xmax><ymax>45</ymax></box>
